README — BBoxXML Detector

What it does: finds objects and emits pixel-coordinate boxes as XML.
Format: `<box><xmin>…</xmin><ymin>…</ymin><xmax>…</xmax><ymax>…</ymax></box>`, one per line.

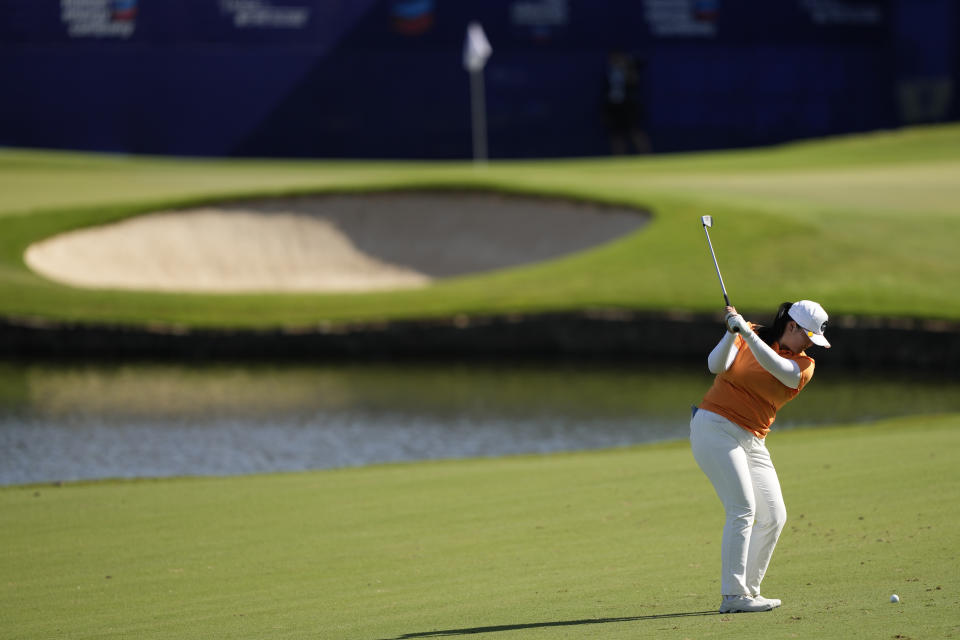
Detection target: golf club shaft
<box><xmin>702</xmin><ymin>226</ymin><xmax>731</xmax><ymax>307</ymax></box>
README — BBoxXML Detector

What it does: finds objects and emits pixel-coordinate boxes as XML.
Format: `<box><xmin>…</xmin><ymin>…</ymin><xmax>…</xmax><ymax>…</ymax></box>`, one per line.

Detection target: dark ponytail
<box><xmin>755</xmin><ymin>302</ymin><xmax>793</xmax><ymax>347</ymax></box>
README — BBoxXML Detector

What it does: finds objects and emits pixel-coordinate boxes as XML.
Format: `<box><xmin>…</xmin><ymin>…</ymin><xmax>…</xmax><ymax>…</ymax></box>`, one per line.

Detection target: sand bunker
<box><xmin>24</xmin><ymin>192</ymin><xmax>648</xmax><ymax>293</ymax></box>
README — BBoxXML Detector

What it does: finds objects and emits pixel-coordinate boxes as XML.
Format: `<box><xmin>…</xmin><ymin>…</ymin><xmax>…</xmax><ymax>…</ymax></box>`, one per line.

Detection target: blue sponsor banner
<box><xmin>0</xmin><ymin>0</ymin><xmax>378</xmax><ymax>46</ymax></box>
<box><xmin>1</xmin><ymin>0</ymin><xmax>891</xmax><ymax>46</ymax></box>
<box><xmin>0</xmin><ymin>0</ymin><xmax>951</xmax><ymax>159</ymax></box>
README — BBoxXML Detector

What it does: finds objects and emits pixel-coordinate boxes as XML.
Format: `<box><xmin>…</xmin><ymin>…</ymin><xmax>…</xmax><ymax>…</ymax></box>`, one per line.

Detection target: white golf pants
<box><xmin>690</xmin><ymin>408</ymin><xmax>787</xmax><ymax>596</ymax></box>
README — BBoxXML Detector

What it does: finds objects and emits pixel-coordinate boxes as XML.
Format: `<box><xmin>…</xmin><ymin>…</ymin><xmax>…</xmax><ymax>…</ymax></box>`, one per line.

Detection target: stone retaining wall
<box><xmin>2</xmin><ymin>312</ymin><xmax>958</xmax><ymax>371</ymax></box>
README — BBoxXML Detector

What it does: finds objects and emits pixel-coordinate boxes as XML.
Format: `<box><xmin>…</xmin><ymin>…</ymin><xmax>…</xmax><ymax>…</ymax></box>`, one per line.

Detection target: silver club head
<box><xmin>701</xmin><ymin>215</ymin><xmax>713</xmax><ymax>228</ymax></box>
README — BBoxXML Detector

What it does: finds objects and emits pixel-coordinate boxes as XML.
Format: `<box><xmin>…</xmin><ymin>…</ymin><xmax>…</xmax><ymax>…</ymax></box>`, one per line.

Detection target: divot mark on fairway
<box><xmin>24</xmin><ymin>191</ymin><xmax>648</xmax><ymax>293</ymax></box>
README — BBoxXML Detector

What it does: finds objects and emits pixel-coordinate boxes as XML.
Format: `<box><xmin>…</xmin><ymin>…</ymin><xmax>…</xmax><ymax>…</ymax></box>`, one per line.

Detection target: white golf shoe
<box><xmin>752</xmin><ymin>595</ymin><xmax>782</xmax><ymax>609</ymax></box>
<box><xmin>718</xmin><ymin>595</ymin><xmax>775</xmax><ymax>613</ymax></box>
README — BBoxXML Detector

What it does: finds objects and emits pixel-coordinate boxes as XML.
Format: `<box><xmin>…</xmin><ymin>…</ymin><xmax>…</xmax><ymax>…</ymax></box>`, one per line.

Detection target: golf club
<box><xmin>700</xmin><ymin>215</ymin><xmax>731</xmax><ymax>307</ymax></box>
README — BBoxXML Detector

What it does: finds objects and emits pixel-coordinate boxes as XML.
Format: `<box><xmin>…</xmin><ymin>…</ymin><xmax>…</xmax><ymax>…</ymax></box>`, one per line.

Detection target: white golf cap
<box><xmin>788</xmin><ymin>300</ymin><xmax>831</xmax><ymax>348</ymax></box>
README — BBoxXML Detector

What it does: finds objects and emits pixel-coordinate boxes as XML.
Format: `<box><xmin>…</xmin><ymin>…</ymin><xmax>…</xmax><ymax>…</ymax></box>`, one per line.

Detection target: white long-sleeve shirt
<box><xmin>708</xmin><ymin>321</ymin><xmax>803</xmax><ymax>389</ymax></box>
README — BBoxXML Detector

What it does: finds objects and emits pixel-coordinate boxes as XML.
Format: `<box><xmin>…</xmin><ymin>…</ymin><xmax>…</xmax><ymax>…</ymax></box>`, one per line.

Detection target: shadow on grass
<box><xmin>380</xmin><ymin>610</ymin><xmax>721</xmax><ymax>638</ymax></box>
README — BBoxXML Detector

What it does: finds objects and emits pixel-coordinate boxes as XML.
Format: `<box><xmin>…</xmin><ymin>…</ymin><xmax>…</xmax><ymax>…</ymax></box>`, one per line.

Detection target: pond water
<box><xmin>1</xmin><ymin>359</ymin><xmax>958</xmax><ymax>486</ymax></box>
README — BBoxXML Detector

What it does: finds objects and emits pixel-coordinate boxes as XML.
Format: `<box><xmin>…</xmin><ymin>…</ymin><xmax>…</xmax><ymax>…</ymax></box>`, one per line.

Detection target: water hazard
<box><xmin>2</xmin><ymin>359</ymin><xmax>958</xmax><ymax>486</ymax></box>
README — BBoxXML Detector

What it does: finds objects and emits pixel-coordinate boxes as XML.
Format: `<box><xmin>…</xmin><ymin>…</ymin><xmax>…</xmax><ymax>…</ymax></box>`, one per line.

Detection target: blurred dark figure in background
<box><xmin>604</xmin><ymin>51</ymin><xmax>651</xmax><ymax>155</ymax></box>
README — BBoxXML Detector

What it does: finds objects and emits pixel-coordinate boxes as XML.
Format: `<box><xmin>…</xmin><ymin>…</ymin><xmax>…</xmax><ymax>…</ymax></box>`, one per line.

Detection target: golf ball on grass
<box><xmin>890</xmin><ymin>594</ymin><xmax>900</xmax><ymax>603</ymax></box>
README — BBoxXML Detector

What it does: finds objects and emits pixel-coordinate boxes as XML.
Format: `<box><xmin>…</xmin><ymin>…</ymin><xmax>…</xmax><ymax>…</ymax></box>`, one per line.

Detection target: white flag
<box><xmin>463</xmin><ymin>21</ymin><xmax>492</xmax><ymax>72</ymax></box>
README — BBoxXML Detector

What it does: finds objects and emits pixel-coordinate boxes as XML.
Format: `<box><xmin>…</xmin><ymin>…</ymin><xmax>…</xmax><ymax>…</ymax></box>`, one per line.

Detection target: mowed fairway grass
<box><xmin>3</xmin><ymin>128</ymin><xmax>959</xmax><ymax>639</ymax></box>
<box><xmin>0</xmin><ymin>123</ymin><xmax>959</xmax><ymax>326</ymax></box>
<box><xmin>2</xmin><ymin>415</ymin><xmax>959</xmax><ymax>639</ymax></box>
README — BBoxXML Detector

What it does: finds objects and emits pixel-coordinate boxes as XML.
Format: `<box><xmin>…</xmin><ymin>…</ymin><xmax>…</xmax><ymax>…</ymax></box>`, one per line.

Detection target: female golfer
<box><xmin>690</xmin><ymin>300</ymin><xmax>830</xmax><ymax>613</ymax></box>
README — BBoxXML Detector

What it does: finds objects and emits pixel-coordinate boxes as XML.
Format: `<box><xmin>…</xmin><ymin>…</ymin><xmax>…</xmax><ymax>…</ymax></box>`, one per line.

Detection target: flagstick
<box><xmin>463</xmin><ymin>21</ymin><xmax>491</xmax><ymax>165</ymax></box>
<box><xmin>469</xmin><ymin>68</ymin><xmax>488</xmax><ymax>164</ymax></box>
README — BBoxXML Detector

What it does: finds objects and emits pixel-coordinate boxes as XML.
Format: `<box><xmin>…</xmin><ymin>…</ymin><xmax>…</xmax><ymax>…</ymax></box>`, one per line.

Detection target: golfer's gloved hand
<box><xmin>725</xmin><ymin>311</ymin><xmax>748</xmax><ymax>334</ymax></box>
